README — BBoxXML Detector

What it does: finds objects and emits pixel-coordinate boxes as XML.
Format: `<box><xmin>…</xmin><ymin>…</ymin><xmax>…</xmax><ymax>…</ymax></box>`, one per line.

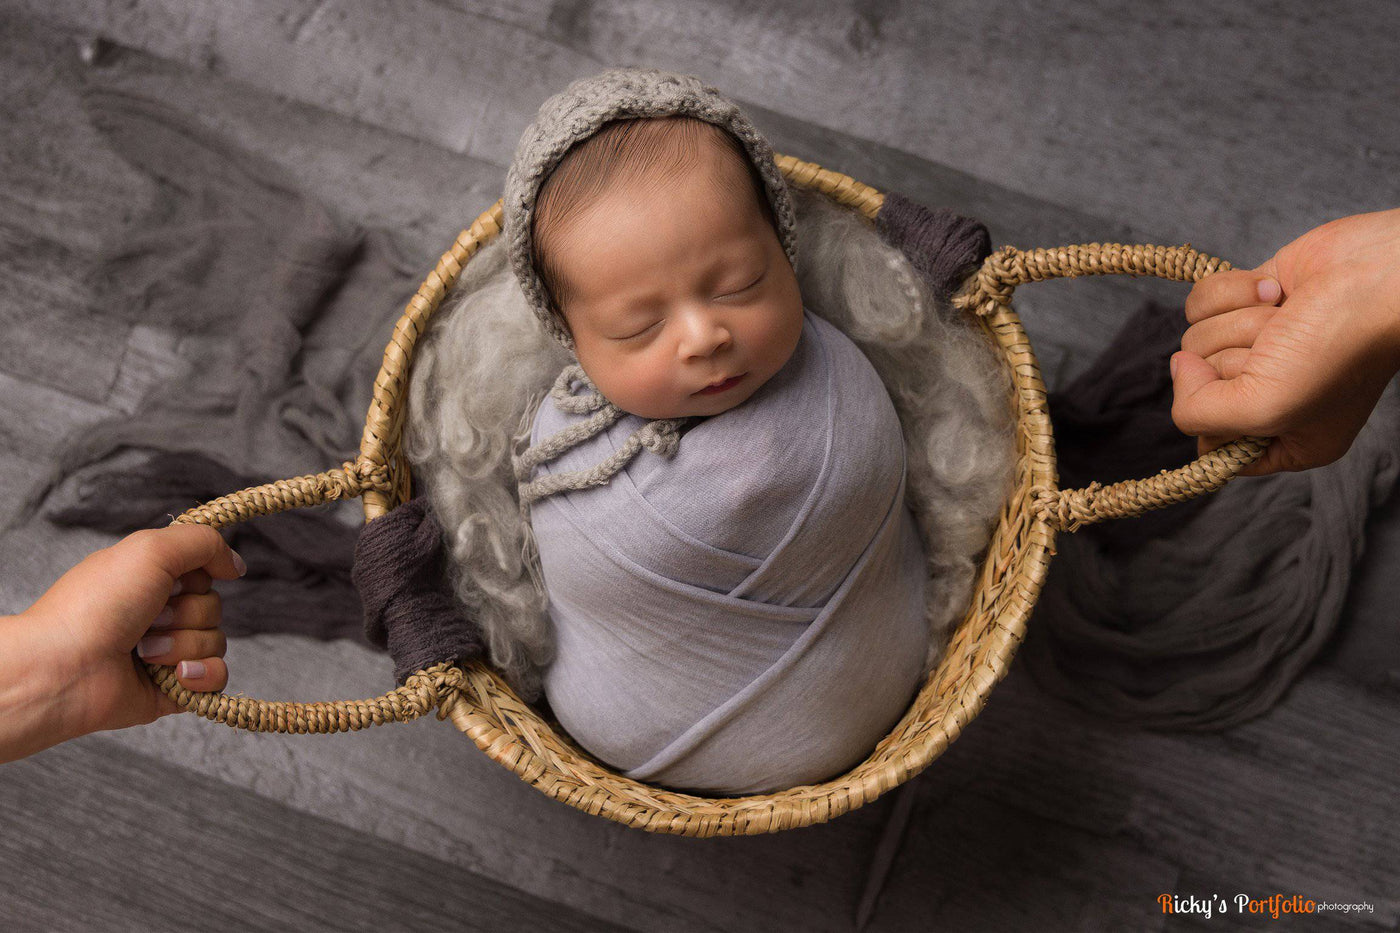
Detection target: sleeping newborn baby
<box><xmin>504</xmin><ymin>69</ymin><xmax>929</xmax><ymax>795</ymax></box>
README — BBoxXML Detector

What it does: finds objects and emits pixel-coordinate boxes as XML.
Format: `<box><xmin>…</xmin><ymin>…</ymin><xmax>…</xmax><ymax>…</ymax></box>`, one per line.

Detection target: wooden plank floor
<box><xmin>2</xmin><ymin>4</ymin><xmax>1398</xmax><ymax>931</ymax></box>
<box><xmin>1</xmin><ymin>736</ymin><xmax>636</xmax><ymax>933</ymax></box>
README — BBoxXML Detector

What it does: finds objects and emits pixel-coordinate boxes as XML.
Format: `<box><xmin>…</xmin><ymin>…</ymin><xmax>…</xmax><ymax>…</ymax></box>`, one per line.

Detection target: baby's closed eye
<box><xmin>719</xmin><ymin>272</ymin><xmax>764</xmax><ymax>300</ymax></box>
<box><xmin>613</xmin><ymin>319</ymin><xmax>661</xmax><ymax>341</ymax></box>
<box><xmin>608</xmin><ymin>276</ymin><xmax>766</xmax><ymax>341</ymax></box>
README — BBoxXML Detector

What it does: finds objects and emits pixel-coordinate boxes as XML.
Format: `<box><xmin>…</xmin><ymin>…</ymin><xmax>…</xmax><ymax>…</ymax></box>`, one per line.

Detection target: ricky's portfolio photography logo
<box><xmin>1157</xmin><ymin>893</ymin><xmax>1377</xmax><ymax>920</ymax></box>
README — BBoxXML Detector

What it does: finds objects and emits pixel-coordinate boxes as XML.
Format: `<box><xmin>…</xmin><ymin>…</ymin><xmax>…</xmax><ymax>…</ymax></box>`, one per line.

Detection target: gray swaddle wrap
<box><xmin>525</xmin><ymin>309</ymin><xmax>929</xmax><ymax>794</ymax></box>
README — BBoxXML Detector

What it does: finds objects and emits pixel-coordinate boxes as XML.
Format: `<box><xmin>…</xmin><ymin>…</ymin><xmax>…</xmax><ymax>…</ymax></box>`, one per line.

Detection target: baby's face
<box><xmin>547</xmin><ymin>142</ymin><xmax>804</xmax><ymax>420</ymax></box>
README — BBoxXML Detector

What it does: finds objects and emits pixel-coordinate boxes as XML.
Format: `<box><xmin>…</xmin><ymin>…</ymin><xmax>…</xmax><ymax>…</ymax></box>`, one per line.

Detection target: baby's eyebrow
<box><xmin>606</xmin><ymin>293</ymin><xmax>666</xmax><ymax>319</ymax></box>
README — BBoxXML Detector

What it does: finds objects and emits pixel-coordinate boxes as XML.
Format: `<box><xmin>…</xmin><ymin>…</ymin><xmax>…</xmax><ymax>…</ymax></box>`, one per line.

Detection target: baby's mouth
<box><xmin>694</xmin><ymin>373</ymin><xmax>746</xmax><ymax>396</ymax></box>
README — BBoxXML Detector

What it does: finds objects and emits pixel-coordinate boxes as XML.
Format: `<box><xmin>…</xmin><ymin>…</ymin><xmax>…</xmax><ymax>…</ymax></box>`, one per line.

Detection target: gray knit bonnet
<box><xmin>503</xmin><ymin>66</ymin><xmax>799</xmax><ymax>352</ymax></box>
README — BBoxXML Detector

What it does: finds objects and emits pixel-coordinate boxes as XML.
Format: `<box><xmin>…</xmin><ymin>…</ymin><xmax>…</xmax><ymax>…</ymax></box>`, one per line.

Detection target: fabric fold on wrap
<box><xmin>526</xmin><ymin>309</ymin><xmax>929</xmax><ymax>794</ymax></box>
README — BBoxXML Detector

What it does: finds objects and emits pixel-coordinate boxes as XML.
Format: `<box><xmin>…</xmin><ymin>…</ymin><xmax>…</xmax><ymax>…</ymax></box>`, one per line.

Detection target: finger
<box><xmin>24</xmin><ymin>526</ymin><xmax>241</xmax><ymax>645</ymax></box>
<box><xmin>171</xmin><ymin>567</ymin><xmax>214</xmax><ymax>598</ymax></box>
<box><xmin>135</xmin><ymin>626</ymin><xmax>228</xmax><ymax>665</ymax></box>
<box><xmin>174</xmin><ymin>657</ymin><xmax>229</xmax><ymax>694</ymax></box>
<box><xmin>149</xmin><ymin>591</ymin><xmax>222</xmax><ymax>632</ymax></box>
<box><xmin>1205</xmin><ymin>347</ymin><xmax>1252</xmax><ymax>380</ymax></box>
<box><xmin>148</xmin><ymin>656</ymin><xmax>230</xmax><ymax>717</ymax></box>
<box><xmin>1233</xmin><ymin>439</ymin><xmax>1287</xmax><ymax>477</ymax></box>
<box><xmin>1181</xmin><ymin>305</ymin><xmax>1278</xmax><ymax>360</ymax></box>
<box><xmin>1170</xmin><ymin>350</ymin><xmax>1276</xmax><ymax>437</ymax></box>
<box><xmin>119</xmin><ymin>524</ymin><xmax>247</xmax><ymax>596</ymax></box>
<box><xmin>1185</xmin><ymin>269</ymin><xmax>1283</xmax><ymax>324</ymax></box>
<box><xmin>1197</xmin><ymin>434</ymin><xmax>1232</xmax><ymax>456</ymax></box>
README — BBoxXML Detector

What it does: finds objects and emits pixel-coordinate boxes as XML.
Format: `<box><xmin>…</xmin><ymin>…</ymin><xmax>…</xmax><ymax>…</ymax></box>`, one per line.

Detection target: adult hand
<box><xmin>1171</xmin><ymin>207</ymin><xmax>1400</xmax><ymax>476</ymax></box>
<box><xmin>3</xmin><ymin>523</ymin><xmax>244</xmax><ymax>763</ymax></box>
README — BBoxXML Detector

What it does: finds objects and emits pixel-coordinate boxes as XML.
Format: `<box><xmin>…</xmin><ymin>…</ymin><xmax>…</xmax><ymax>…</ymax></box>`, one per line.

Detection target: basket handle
<box><xmin>143</xmin><ymin>459</ymin><xmax>466</xmax><ymax>732</ymax></box>
<box><xmin>952</xmin><ymin>242</ymin><xmax>1272</xmax><ymax>533</ymax></box>
<box><xmin>147</xmin><ymin>242</ymin><xmax>1265</xmax><ymax>725</ymax></box>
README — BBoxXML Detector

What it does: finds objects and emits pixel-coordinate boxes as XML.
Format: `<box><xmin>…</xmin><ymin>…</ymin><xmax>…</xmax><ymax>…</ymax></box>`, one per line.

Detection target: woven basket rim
<box><xmin>353</xmin><ymin>154</ymin><xmax>1058</xmax><ymax>835</ymax></box>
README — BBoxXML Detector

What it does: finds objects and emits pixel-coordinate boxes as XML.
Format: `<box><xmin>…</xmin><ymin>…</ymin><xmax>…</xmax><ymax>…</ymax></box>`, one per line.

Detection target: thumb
<box><xmin>1169</xmin><ymin>349</ymin><xmax>1257</xmax><ymax>438</ymax></box>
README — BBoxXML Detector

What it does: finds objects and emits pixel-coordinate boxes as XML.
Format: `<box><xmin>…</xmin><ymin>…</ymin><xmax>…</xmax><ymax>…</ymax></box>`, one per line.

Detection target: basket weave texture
<box><xmin>144</xmin><ymin>156</ymin><xmax>1267</xmax><ymax>836</ymax></box>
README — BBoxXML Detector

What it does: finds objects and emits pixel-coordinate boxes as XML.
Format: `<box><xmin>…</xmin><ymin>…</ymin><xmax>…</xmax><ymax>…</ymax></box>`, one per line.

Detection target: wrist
<box><xmin>1389</xmin><ymin>302</ymin><xmax>1400</xmax><ymax>369</ymax></box>
<box><xmin>0</xmin><ymin>611</ymin><xmax>84</xmax><ymax>763</ymax></box>
<box><xmin>1376</xmin><ymin>285</ymin><xmax>1400</xmax><ymax>376</ymax></box>
<box><xmin>1346</xmin><ymin>265</ymin><xmax>1400</xmax><ymax>377</ymax></box>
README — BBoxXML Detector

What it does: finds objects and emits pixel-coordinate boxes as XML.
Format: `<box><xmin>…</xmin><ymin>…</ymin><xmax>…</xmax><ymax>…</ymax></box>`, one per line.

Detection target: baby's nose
<box><xmin>678</xmin><ymin>312</ymin><xmax>732</xmax><ymax>358</ymax></box>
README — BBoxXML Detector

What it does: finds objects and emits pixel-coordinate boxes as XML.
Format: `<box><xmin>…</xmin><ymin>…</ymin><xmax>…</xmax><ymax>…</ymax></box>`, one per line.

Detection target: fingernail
<box><xmin>1257</xmin><ymin>277</ymin><xmax>1281</xmax><ymax>303</ymax></box>
<box><xmin>150</xmin><ymin>605</ymin><xmax>176</xmax><ymax>629</ymax></box>
<box><xmin>178</xmin><ymin>659</ymin><xmax>207</xmax><ymax>679</ymax></box>
<box><xmin>231</xmin><ymin>547</ymin><xmax>247</xmax><ymax>577</ymax></box>
<box><xmin>1170</xmin><ymin>355</ymin><xmax>1179</xmax><ymax>379</ymax></box>
<box><xmin>137</xmin><ymin>634</ymin><xmax>173</xmax><ymax>659</ymax></box>
<box><xmin>170</xmin><ymin>578</ymin><xmax>185</xmax><ymax>597</ymax></box>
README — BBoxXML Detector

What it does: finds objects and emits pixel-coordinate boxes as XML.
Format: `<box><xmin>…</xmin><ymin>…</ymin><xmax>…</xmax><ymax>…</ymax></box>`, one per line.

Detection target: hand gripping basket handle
<box><xmin>145</xmin><ymin>240</ymin><xmax>1271</xmax><ymax>732</ymax></box>
<box><xmin>143</xmin><ymin>460</ymin><xmax>468</xmax><ymax>733</ymax></box>
<box><xmin>952</xmin><ymin>241</ymin><xmax>1271</xmax><ymax>533</ymax></box>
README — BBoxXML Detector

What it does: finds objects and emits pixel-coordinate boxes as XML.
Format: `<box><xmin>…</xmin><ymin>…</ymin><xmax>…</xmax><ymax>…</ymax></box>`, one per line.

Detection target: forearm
<box><xmin>0</xmin><ymin>612</ymin><xmax>80</xmax><ymax>764</ymax></box>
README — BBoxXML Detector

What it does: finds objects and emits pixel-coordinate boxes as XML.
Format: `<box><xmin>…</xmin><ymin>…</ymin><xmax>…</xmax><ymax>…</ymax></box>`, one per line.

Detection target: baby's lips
<box><xmin>694</xmin><ymin>372</ymin><xmax>746</xmax><ymax>395</ymax></box>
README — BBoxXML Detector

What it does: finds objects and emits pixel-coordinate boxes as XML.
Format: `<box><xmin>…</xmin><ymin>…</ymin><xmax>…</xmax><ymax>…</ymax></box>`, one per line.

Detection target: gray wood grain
<box><xmin>89</xmin><ymin>633</ymin><xmax>901</xmax><ymax>933</ymax></box>
<box><xmin>867</xmin><ymin>666</ymin><xmax>1400</xmax><ymax>930</ymax></box>
<box><xmin>2</xmin><ymin>3</ymin><xmax>1398</xmax><ymax>931</ymax></box>
<box><xmin>18</xmin><ymin>0</ymin><xmax>1400</xmax><ymax>265</ymax></box>
<box><xmin>0</xmin><ymin>735</ymin><xmax>637</xmax><ymax>933</ymax></box>
<box><xmin>16</xmin><ymin>0</ymin><xmax>594</xmax><ymax>168</ymax></box>
<box><xmin>69</xmin><ymin>35</ymin><xmax>509</xmax><ymax>255</ymax></box>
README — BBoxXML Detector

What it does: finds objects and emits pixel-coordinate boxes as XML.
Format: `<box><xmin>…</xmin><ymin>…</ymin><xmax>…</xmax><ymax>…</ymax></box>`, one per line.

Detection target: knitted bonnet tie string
<box><xmin>513</xmin><ymin>364</ymin><xmax>690</xmax><ymax>509</ymax></box>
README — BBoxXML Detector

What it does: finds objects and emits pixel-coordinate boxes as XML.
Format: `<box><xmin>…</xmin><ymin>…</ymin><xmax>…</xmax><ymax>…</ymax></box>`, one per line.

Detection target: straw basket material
<box><xmin>144</xmin><ymin>155</ymin><xmax>1268</xmax><ymax>837</ymax></box>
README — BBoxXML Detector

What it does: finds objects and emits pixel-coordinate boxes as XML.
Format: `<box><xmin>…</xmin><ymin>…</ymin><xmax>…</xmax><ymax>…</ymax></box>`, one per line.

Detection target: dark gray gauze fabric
<box><xmin>354</xmin><ymin>494</ymin><xmax>484</xmax><ymax>684</ymax></box>
<box><xmin>525</xmin><ymin>309</ymin><xmax>928</xmax><ymax>795</ymax></box>
<box><xmin>1020</xmin><ymin>298</ymin><xmax>1400</xmax><ymax>730</ymax></box>
<box><xmin>21</xmin><ymin>78</ymin><xmax>417</xmax><ymax>645</ymax></box>
<box><xmin>874</xmin><ymin>192</ymin><xmax>991</xmax><ymax>299</ymax></box>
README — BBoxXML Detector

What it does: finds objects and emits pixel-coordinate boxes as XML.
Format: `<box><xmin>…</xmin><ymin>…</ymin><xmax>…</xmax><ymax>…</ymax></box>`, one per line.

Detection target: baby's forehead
<box><xmin>608</xmin><ymin>128</ymin><xmax>755</xmax><ymax>195</ymax></box>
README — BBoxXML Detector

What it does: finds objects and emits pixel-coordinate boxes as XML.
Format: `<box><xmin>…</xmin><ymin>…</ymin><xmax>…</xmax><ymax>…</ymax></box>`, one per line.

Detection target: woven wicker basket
<box><xmin>143</xmin><ymin>155</ymin><xmax>1268</xmax><ymax>837</ymax></box>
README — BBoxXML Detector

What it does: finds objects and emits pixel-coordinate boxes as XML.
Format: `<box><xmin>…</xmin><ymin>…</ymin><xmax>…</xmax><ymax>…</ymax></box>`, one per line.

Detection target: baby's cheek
<box><xmin>758</xmin><ymin>302</ymin><xmax>803</xmax><ymax>368</ymax></box>
<box><xmin>620</xmin><ymin>354</ymin><xmax>675</xmax><ymax>406</ymax></box>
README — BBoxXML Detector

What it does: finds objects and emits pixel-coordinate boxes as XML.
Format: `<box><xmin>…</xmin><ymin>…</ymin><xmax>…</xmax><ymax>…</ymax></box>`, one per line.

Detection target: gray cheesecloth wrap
<box><xmin>502</xmin><ymin>67</ymin><xmax>927</xmax><ymax>794</ymax></box>
<box><xmin>523</xmin><ymin>310</ymin><xmax>929</xmax><ymax>794</ymax></box>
